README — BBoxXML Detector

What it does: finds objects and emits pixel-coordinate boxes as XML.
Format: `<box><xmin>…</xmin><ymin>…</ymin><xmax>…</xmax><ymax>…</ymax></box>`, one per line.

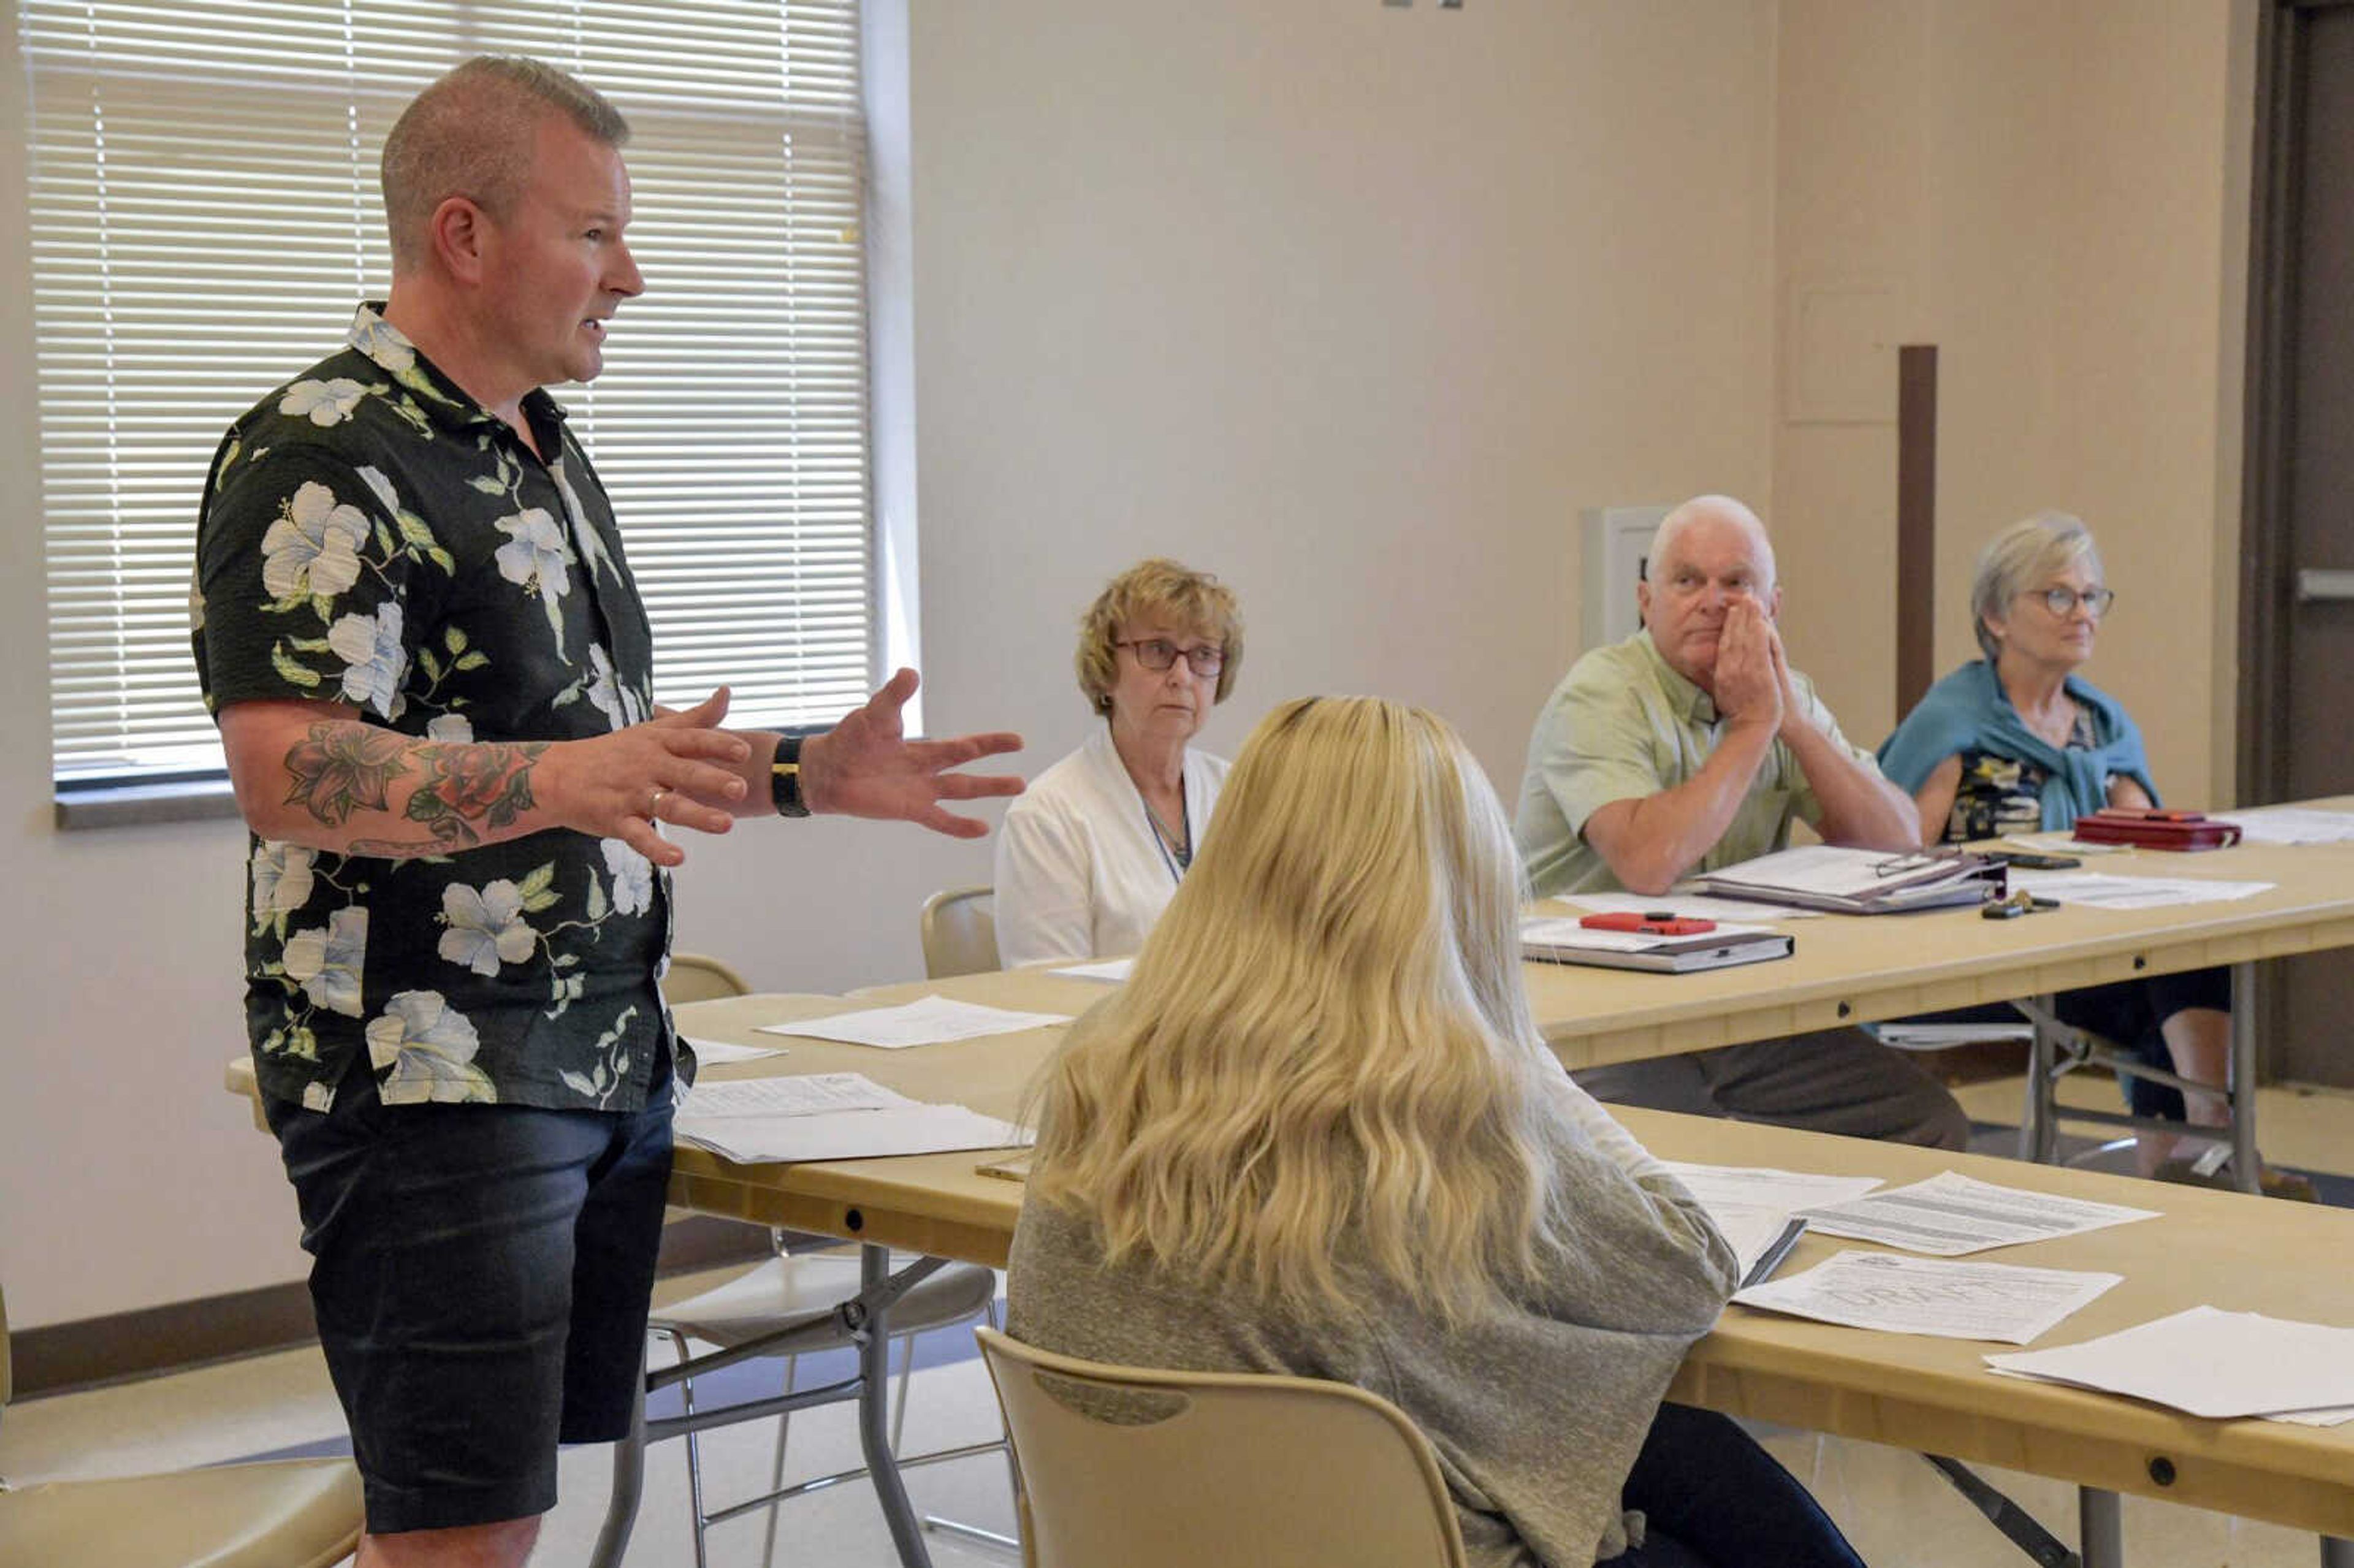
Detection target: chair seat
<box><xmin>0</xmin><ymin>1457</ymin><xmax>362</xmax><ymax>1568</ymax></box>
<box><xmin>653</xmin><ymin>1253</ymin><xmax>997</xmax><ymax>1350</ymax></box>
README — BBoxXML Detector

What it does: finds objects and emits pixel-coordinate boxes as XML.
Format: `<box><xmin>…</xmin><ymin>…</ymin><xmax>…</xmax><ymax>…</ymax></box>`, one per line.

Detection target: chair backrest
<box><xmin>975</xmin><ymin>1326</ymin><xmax>1468</xmax><ymax>1568</ymax></box>
<box><xmin>663</xmin><ymin>951</ymin><xmax>753</xmax><ymax>1006</ymax></box>
<box><xmin>920</xmin><ymin>886</ymin><xmax>1000</xmax><ymax>978</ymax></box>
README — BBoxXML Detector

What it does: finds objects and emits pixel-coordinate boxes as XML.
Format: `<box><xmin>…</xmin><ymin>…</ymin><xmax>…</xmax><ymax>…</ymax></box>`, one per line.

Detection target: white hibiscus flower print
<box><xmin>355</xmin><ymin>465</ymin><xmax>403</xmax><ymax>517</ymax></box>
<box><xmin>584</xmin><ymin>644</ymin><xmax>630</xmax><ymax>731</ymax></box>
<box><xmin>328</xmin><ymin>601</ymin><xmax>407</xmax><ymax>717</ymax></box>
<box><xmin>368</xmin><ymin>990</ymin><xmax>497</xmax><ymax>1104</ymax></box>
<box><xmin>495</xmin><ymin>508</ymin><xmax>575</xmax><ymax>655</ymax></box>
<box><xmin>250</xmin><ymin>841</ymin><xmax>317</xmax><ymax>934</ymax></box>
<box><xmin>261</xmin><ymin>480</ymin><xmax>370</xmax><ymax>602</ymax></box>
<box><xmin>283</xmin><ymin>906</ymin><xmax>367</xmax><ymax>1018</ymax></box>
<box><xmin>601</xmin><ymin>839</ymin><xmax>653</xmax><ymax>916</ymax></box>
<box><xmin>437</xmin><ymin>880</ymin><xmax>538</xmax><ymax>976</ymax></box>
<box><xmin>278</xmin><ymin>378</ymin><xmax>370</xmax><ymax>427</ymax></box>
<box><xmin>188</xmin><ymin>568</ymin><xmax>205</xmax><ymax>633</ymax></box>
<box><xmin>425</xmin><ymin>712</ymin><xmax>474</xmax><ymax>744</ymax></box>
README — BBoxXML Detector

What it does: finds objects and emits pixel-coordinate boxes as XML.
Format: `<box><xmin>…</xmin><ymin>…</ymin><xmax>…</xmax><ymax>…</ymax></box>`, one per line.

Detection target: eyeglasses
<box><xmin>1117</xmin><ymin>638</ymin><xmax>1224</xmax><ymax>677</ymax></box>
<box><xmin>2026</xmin><ymin>585</ymin><xmax>2116</xmax><ymax>619</ymax></box>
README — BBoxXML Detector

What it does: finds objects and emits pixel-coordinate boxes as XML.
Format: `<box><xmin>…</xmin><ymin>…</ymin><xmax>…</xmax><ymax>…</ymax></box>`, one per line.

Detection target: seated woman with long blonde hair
<box><xmin>1007</xmin><ymin>697</ymin><xmax>1864</xmax><ymax>1568</ymax></box>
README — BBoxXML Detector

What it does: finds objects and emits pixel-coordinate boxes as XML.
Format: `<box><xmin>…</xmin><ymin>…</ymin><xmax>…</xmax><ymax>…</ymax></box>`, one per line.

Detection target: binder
<box><xmin>1684</xmin><ymin>845</ymin><xmax>2005</xmax><ymax>915</ymax></box>
<box><xmin>1520</xmin><ymin>916</ymin><xmax>1792</xmax><ymax>973</ymax></box>
<box><xmin>2071</xmin><ymin>808</ymin><xmax>2242</xmax><ymax>851</ymax></box>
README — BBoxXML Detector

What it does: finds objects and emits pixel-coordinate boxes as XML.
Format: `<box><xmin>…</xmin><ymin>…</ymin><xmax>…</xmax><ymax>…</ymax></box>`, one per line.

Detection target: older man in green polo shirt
<box><xmin>1514</xmin><ymin>495</ymin><xmax>1968</xmax><ymax>1148</ymax></box>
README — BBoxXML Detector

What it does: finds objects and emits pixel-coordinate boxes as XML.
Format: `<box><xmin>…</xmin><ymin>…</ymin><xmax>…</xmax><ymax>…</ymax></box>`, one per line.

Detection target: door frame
<box><xmin>2238</xmin><ymin>0</ymin><xmax>2354</xmax><ymax>1072</ymax></box>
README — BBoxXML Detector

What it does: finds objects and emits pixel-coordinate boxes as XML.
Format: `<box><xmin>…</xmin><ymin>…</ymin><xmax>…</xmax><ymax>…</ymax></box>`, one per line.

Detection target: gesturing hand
<box><xmin>541</xmin><ymin>689</ymin><xmax>752</xmax><ymax>867</ymax></box>
<box><xmin>799</xmin><ymin>668</ymin><xmax>1026</xmax><ymax>838</ymax></box>
<box><xmin>1712</xmin><ymin>598</ymin><xmax>1784</xmax><ymax>733</ymax></box>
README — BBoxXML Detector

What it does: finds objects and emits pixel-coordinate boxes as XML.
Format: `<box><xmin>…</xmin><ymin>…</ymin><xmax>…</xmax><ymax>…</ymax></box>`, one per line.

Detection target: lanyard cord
<box><xmin>1138</xmin><ymin>779</ymin><xmax>1190</xmax><ymax>886</ymax></box>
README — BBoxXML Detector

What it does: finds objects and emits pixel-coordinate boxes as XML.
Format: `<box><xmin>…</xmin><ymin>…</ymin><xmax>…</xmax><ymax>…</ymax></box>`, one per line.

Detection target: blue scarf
<box><xmin>1877</xmin><ymin>661</ymin><xmax>2157</xmax><ymax>830</ymax></box>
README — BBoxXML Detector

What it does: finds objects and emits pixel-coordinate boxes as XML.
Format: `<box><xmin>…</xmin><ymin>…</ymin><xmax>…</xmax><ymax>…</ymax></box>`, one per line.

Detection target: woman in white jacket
<box><xmin>993</xmin><ymin>558</ymin><xmax>1243</xmax><ymax>967</ymax></box>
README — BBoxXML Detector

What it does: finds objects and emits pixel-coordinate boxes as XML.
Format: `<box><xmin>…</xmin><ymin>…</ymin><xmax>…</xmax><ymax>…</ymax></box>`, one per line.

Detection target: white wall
<box><xmin>0</xmin><ymin>1</ymin><xmax>1781</xmax><ymax>1329</ymax></box>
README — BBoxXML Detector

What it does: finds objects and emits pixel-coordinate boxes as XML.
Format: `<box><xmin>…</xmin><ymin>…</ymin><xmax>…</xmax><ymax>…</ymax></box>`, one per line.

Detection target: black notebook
<box><xmin>1520</xmin><ymin>916</ymin><xmax>1794</xmax><ymax>974</ymax></box>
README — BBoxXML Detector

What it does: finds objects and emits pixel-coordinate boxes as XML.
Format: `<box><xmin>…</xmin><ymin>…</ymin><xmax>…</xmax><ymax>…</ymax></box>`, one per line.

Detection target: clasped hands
<box><xmin>1710</xmin><ymin>597</ymin><xmax>1810</xmax><ymax>743</ymax></box>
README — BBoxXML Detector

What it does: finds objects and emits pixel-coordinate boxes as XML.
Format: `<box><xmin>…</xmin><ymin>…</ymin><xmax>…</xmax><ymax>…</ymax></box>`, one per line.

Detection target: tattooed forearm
<box><xmin>284</xmin><ymin>721</ymin><xmax>412</xmax><ymax>826</ymax></box>
<box><xmin>405</xmin><ymin>740</ymin><xmax>549</xmax><ymax>847</ymax></box>
<box><xmin>281</xmin><ymin>721</ymin><xmax>550</xmax><ymax>851</ymax></box>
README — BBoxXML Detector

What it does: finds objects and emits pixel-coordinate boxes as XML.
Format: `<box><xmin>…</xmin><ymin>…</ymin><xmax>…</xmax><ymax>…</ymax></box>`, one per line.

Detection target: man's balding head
<box><xmin>381</xmin><ymin>56</ymin><xmax>630</xmax><ymax>274</ymax></box>
<box><xmin>1645</xmin><ymin>494</ymin><xmax>1776</xmax><ymax>596</ymax></box>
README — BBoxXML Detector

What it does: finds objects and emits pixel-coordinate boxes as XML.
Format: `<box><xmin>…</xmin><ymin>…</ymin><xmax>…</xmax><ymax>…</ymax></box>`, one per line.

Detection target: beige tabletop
<box><xmin>669</xmin><ymin>990</ymin><xmax>2354</xmax><ymax>1537</ymax></box>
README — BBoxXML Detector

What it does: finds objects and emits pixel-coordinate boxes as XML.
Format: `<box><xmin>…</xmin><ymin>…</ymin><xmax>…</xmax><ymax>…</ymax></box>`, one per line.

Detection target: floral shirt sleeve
<box><xmin>193</xmin><ymin>304</ymin><xmax>676</xmax><ymax>1115</ymax></box>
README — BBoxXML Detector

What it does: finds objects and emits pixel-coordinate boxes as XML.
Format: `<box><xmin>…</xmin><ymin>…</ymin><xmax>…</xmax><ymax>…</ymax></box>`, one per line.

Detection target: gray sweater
<box><xmin>1005</xmin><ymin>1083</ymin><xmax>1738</xmax><ymax>1567</ymax></box>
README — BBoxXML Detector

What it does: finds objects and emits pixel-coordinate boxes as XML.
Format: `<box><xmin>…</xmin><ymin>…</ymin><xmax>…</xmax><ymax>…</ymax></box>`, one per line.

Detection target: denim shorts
<box><xmin>266</xmin><ymin>1050</ymin><xmax>675</xmax><ymax>1534</ymax></box>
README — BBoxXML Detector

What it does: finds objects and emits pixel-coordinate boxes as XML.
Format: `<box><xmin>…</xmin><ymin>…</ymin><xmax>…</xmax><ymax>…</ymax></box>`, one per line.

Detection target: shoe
<box><xmin>2152</xmin><ymin>1157</ymin><xmax>2319</xmax><ymax>1202</ymax></box>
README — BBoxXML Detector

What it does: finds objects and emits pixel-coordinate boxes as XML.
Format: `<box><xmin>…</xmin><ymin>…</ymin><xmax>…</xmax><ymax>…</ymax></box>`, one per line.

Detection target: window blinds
<box><xmin>23</xmin><ymin>1</ymin><xmax>875</xmax><ymax>783</ymax></box>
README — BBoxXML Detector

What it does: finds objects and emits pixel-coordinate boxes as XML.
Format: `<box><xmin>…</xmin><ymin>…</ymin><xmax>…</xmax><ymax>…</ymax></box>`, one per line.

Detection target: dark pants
<box><xmin>1604</xmin><ymin>1404</ymin><xmax>1866</xmax><ymax>1568</ymax></box>
<box><xmin>2054</xmin><ymin>968</ymin><xmax>2232</xmax><ymax>1121</ymax></box>
<box><xmin>1574</xmin><ymin>1030</ymin><xmax>1972</xmax><ymax>1151</ymax></box>
<box><xmin>267</xmin><ymin>1051</ymin><xmax>676</xmax><ymax>1534</ymax></box>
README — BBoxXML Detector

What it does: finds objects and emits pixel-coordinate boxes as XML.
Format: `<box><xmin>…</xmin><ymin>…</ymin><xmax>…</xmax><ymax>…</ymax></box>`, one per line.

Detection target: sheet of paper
<box><xmin>1735</xmin><ymin>1250</ymin><xmax>2120</xmax><ymax>1344</ymax></box>
<box><xmin>1985</xmin><ymin>1306</ymin><xmax>2354</xmax><ymax>1418</ymax></box>
<box><xmin>1520</xmin><ymin>916</ymin><xmax>1778</xmax><ymax>953</ymax></box>
<box><xmin>2266</xmin><ymin>1405</ymin><xmax>2354</xmax><ymax>1428</ymax></box>
<box><xmin>680</xmin><ymin>1034</ymin><xmax>790</xmax><ymax>1066</ymax></box>
<box><xmin>2008</xmin><ymin>870</ymin><xmax>2274</xmax><ymax>910</ymax></box>
<box><xmin>1659</xmin><ymin>1161</ymin><xmax>1884</xmax><ymax>1214</ymax></box>
<box><xmin>1049</xmin><ymin>957</ymin><xmax>1134</xmax><ymax>983</ymax></box>
<box><xmin>676</xmin><ymin>1102</ymin><xmax>1032</xmax><ymax>1164</ymax></box>
<box><xmin>680</xmin><ymin>1071</ymin><xmax>911</xmax><ymax>1118</ymax></box>
<box><xmin>1873</xmin><ymin>1022</ymin><xmax>2032</xmax><ymax>1047</ymax></box>
<box><xmin>1698</xmin><ymin>844</ymin><xmax>1950</xmax><ymax>898</ymax></box>
<box><xmin>1798</xmin><ymin>1171</ymin><xmax>2157</xmax><ymax>1257</ymax></box>
<box><xmin>2212</xmin><ymin>806</ymin><xmax>2354</xmax><ymax>846</ymax></box>
<box><xmin>1555</xmin><ymin>892</ymin><xmax>1824</xmax><ymax>923</ymax></box>
<box><xmin>2002</xmin><ymin>832</ymin><xmax>2127</xmax><ymax>856</ymax></box>
<box><xmin>756</xmin><ymin>994</ymin><xmax>1073</xmax><ymax>1049</ymax></box>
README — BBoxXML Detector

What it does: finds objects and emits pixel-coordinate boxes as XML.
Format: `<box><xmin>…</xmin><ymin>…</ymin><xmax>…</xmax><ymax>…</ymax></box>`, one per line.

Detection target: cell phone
<box><xmin>1580</xmin><ymin>911</ymin><xmax>1718</xmax><ymax>936</ymax></box>
<box><xmin>1994</xmin><ymin>851</ymin><xmax>2081</xmax><ymax>870</ymax></box>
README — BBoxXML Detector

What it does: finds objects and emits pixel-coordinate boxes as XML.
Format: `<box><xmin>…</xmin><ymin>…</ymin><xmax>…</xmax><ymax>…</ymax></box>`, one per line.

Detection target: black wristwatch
<box><xmin>770</xmin><ymin>734</ymin><xmax>810</xmax><ymax>818</ymax></box>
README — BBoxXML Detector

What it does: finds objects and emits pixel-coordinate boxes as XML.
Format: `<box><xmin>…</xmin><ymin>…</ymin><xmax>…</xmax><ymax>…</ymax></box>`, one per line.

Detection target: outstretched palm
<box><xmin>802</xmin><ymin>668</ymin><xmax>1025</xmax><ymax>838</ymax></box>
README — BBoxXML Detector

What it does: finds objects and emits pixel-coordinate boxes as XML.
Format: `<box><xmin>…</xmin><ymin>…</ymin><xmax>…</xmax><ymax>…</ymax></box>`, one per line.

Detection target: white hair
<box><xmin>1645</xmin><ymin>494</ymin><xmax>1776</xmax><ymax>591</ymax></box>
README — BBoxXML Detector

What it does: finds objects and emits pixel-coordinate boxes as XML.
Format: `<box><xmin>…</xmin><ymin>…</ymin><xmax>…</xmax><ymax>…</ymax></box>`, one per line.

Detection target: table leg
<box><xmin>2021</xmin><ymin>1007</ymin><xmax>2060</xmax><ymax>1164</ymax></box>
<box><xmin>2322</xmin><ymin>1537</ymin><xmax>2354</xmax><ymax>1568</ymax></box>
<box><xmin>588</xmin><ymin>1346</ymin><xmax>650</xmax><ymax>1568</ymax></box>
<box><xmin>2078</xmin><ymin>1486</ymin><xmax>2122</xmax><ymax>1568</ymax></box>
<box><xmin>861</xmin><ymin>1243</ymin><xmax>937</xmax><ymax>1568</ymax></box>
<box><xmin>2230</xmin><ymin>961</ymin><xmax>2261</xmax><ymax>1195</ymax></box>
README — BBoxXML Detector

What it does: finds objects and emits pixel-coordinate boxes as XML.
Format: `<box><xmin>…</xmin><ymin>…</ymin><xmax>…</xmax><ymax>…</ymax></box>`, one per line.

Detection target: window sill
<box><xmin>55</xmin><ymin>775</ymin><xmax>243</xmax><ymax>831</ymax></box>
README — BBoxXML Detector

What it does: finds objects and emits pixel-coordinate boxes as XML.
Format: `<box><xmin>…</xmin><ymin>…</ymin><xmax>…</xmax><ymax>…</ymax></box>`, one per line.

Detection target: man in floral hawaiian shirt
<box><xmin>192</xmin><ymin>56</ymin><xmax>1021</xmax><ymax>1565</ymax></box>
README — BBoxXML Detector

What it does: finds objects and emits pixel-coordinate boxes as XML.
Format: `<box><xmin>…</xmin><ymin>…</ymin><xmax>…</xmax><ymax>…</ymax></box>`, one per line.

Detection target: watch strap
<box><xmin>771</xmin><ymin>734</ymin><xmax>810</xmax><ymax>818</ymax></box>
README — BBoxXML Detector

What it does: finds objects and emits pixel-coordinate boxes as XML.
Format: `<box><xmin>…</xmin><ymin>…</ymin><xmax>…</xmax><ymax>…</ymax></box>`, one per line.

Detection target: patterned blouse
<box><xmin>193</xmin><ymin>305</ymin><xmax>675</xmax><ymax>1115</ymax></box>
<box><xmin>1940</xmin><ymin>707</ymin><xmax>2099</xmax><ymax>843</ymax></box>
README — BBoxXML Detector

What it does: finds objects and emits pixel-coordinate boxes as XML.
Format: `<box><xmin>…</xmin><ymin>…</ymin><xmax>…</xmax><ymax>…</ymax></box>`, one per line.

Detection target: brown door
<box><xmin>2244</xmin><ymin>1</ymin><xmax>2354</xmax><ymax>1086</ymax></box>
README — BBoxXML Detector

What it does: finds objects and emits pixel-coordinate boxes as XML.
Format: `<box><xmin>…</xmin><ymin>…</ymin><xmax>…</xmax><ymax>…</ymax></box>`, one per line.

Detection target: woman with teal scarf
<box><xmin>1880</xmin><ymin>513</ymin><xmax>2311</xmax><ymax>1199</ymax></box>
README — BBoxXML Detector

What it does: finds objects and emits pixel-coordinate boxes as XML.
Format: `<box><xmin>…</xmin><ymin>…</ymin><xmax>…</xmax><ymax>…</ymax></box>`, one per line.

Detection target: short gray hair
<box><xmin>1645</xmin><ymin>494</ymin><xmax>1776</xmax><ymax>592</ymax></box>
<box><xmin>1971</xmin><ymin>511</ymin><xmax>2104</xmax><ymax>660</ymax></box>
<box><xmin>381</xmin><ymin>56</ymin><xmax>631</xmax><ymax>272</ymax></box>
